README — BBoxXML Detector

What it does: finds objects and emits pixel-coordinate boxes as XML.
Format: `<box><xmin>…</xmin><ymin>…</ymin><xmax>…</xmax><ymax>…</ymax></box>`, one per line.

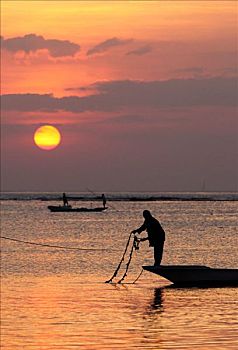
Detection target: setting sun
<box><xmin>34</xmin><ymin>125</ymin><xmax>61</xmax><ymax>150</ymax></box>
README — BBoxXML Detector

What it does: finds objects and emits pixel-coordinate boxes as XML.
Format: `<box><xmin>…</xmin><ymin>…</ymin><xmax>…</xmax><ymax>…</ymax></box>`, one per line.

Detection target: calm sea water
<box><xmin>1</xmin><ymin>194</ymin><xmax>238</xmax><ymax>349</ymax></box>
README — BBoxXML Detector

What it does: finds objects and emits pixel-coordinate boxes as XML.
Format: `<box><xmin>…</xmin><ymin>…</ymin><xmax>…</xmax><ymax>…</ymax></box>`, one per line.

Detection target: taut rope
<box><xmin>1</xmin><ymin>236</ymin><xmax>109</xmax><ymax>251</ymax></box>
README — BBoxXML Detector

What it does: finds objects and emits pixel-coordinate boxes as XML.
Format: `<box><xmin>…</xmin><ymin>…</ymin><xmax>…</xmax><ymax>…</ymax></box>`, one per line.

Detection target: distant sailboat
<box><xmin>48</xmin><ymin>191</ymin><xmax>108</xmax><ymax>212</ymax></box>
<box><xmin>48</xmin><ymin>205</ymin><xmax>107</xmax><ymax>212</ymax></box>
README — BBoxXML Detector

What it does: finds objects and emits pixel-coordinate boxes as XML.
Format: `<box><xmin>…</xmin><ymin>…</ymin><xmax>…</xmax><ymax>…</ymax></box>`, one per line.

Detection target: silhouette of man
<box><xmin>102</xmin><ymin>193</ymin><xmax>106</xmax><ymax>208</ymax></box>
<box><xmin>131</xmin><ymin>210</ymin><xmax>165</xmax><ymax>266</ymax></box>
<box><xmin>62</xmin><ymin>192</ymin><xmax>69</xmax><ymax>206</ymax></box>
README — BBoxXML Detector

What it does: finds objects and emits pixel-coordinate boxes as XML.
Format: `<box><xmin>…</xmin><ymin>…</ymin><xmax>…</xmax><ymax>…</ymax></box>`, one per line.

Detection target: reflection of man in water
<box><xmin>102</xmin><ymin>193</ymin><xmax>106</xmax><ymax>208</ymax></box>
<box><xmin>150</xmin><ymin>288</ymin><xmax>164</xmax><ymax>311</ymax></box>
<box><xmin>131</xmin><ymin>210</ymin><xmax>165</xmax><ymax>266</ymax></box>
<box><xmin>62</xmin><ymin>192</ymin><xmax>69</xmax><ymax>206</ymax></box>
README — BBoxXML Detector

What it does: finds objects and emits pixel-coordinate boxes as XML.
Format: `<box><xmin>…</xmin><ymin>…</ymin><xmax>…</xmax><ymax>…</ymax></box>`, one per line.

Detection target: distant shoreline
<box><xmin>1</xmin><ymin>193</ymin><xmax>237</xmax><ymax>202</ymax></box>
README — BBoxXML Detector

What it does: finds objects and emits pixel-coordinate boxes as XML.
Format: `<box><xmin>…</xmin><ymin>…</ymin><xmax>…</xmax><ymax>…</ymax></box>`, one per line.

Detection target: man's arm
<box><xmin>138</xmin><ymin>236</ymin><xmax>148</xmax><ymax>242</ymax></box>
<box><xmin>131</xmin><ymin>221</ymin><xmax>146</xmax><ymax>234</ymax></box>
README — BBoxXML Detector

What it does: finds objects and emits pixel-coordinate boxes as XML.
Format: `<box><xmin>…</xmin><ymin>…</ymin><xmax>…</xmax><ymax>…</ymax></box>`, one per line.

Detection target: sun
<box><xmin>34</xmin><ymin>125</ymin><xmax>61</xmax><ymax>150</ymax></box>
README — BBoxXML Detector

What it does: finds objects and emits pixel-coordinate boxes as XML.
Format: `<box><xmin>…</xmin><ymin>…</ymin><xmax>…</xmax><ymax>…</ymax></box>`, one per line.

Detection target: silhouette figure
<box><xmin>151</xmin><ymin>288</ymin><xmax>164</xmax><ymax>310</ymax></box>
<box><xmin>62</xmin><ymin>192</ymin><xmax>69</xmax><ymax>206</ymax></box>
<box><xmin>102</xmin><ymin>193</ymin><xmax>106</xmax><ymax>208</ymax></box>
<box><xmin>131</xmin><ymin>210</ymin><xmax>165</xmax><ymax>266</ymax></box>
<box><xmin>148</xmin><ymin>288</ymin><xmax>164</xmax><ymax>313</ymax></box>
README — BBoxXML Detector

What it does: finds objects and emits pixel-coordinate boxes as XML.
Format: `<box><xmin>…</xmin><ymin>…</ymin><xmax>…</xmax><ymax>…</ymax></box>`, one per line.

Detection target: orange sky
<box><xmin>2</xmin><ymin>1</ymin><xmax>235</xmax><ymax>40</ymax></box>
<box><xmin>1</xmin><ymin>1</ymin><xmax>237</xmax><ymax>191</ymax></box>
<box><xmin>2</xmin><ymin>1</ymin><xmax>237</xmax><ymax>95</ymax></box>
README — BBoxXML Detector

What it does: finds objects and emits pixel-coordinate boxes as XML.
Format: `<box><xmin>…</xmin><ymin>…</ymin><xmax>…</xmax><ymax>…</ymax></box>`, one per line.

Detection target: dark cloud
<box><xmin>1</xmin><ymin>93</ymin><xmax>59</xmax><ymax>112</ymax></box>
<box><xmin>2</xmin><ymin>77</ymin><xmax>237</xmax><ymax>113</ymax></box>
<box><xmin>1</xmin><ymin>34</ymin><xmax>80</xmax><ymax>57</ymax></box>
<box><xmin>173</xmin><ymin>67</ymin><xmax>205</xmax><ymax>74</ymax></box>
<box><xmin>126</xmin><ymin>45</ymin><xmax>152</xmax><ymax>56</ymax></box>
<box><xmin>87</xmin><ymin>37</ymin><xmax>133</xmax><ymax>56</ymax></box>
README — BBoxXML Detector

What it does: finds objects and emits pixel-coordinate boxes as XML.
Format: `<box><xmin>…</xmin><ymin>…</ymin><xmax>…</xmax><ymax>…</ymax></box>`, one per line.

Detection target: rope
<box><xmin>132</xmin><ymin>268</ymin><xmax>144</xmax><ymax>284</ymax></box>
<box><xmin>2</xmin><ymin>234</ymin><xmax>144</xmax><ymax>282</ymax></box>
<box><xmin>1</xmin><ymin>236</ymin><xmax>109</xmax><ymax>251</ymax></box>
<box><xmin>105</xmin><ymin>233</ymin><xmax>141</xmax><ymax>284</ymax></box>
<box><xmin>105</xmin><ymin>232</ymin><xmax>133</xmax><ymax>283</ymax></box>
<box><xmin>117</xmin><ymin>240</ymin><xmax>135</xmax><ymax>283</ymax></box>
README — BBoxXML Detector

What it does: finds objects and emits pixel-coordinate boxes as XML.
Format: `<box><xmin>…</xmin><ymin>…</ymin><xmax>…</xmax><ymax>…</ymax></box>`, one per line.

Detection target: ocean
<box><xmin>1</xmin><ymin>192</ymin><xmax>238</xmax><ymax>349</ymax></box>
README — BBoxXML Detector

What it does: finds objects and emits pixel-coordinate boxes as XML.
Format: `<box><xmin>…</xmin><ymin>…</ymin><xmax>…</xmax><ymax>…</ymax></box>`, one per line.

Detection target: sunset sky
<box><xmin>1</xmin><ymin>1</ymin><xmax>237</xmax><ymax>192</ymax></box>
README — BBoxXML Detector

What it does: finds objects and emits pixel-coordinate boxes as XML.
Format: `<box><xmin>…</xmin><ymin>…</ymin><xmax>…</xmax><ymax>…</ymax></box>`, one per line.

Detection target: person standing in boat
<box><xmin>131</xmin><ymin>210</ymin><xmax>165</xmax><ymax>266</ymax></box>
<box><xmin>102</xmin><ymin>193</ymin><xmax>106</xmax><ymax>208</ymax></box>
<box><xmin>62</xmin><ymin>192</ymin><xmax>69</xmax><ymax>206</ymax></box>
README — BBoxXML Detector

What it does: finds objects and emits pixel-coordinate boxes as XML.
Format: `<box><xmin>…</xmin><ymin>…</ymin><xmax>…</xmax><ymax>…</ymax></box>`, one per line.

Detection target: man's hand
<box><xmin>131</xmin><ymin>230</ymin><xmax>138</xmax><ymax>234</ymax></box>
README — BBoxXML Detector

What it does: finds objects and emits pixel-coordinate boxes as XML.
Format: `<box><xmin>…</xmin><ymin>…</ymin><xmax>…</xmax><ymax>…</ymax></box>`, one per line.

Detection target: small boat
<box><xmin>48</xmin><ymin>205</ymin><xmax>107</xmax><ymax>212</ymax></box>
<box><xmin>143</xmin><ymin>265</ymin><xmax>238</xmax><ymax>287</ymax></box>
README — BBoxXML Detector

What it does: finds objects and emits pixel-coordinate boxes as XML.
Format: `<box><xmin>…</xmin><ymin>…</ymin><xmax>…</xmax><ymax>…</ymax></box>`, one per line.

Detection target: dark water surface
<box><xmin>1</xmin><ymin>196</ymin><xmax>238</xmax><ymax>349</ymax></box>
